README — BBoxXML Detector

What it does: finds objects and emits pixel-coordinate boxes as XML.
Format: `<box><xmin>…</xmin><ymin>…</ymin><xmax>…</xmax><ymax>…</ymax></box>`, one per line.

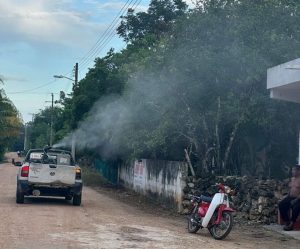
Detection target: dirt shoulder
<box><xmin>92</xmin><ymin>183</ymin><xmax>300</xmax><ymax>248</ymax></box>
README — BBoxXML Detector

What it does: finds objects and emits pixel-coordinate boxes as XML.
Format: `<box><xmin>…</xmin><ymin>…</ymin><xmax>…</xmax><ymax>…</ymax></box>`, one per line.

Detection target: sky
<box><xmin>0</xmin><ymin>0</ymin><xmax>194</xmax><ymax>123</ymax></box>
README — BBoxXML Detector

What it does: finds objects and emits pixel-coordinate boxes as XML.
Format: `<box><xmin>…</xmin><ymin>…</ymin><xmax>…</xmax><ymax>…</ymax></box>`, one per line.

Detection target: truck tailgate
<box><xmin>28</xmin><ymin>163</ymin><xmax>76</xmax><ymax>185</ymax></box>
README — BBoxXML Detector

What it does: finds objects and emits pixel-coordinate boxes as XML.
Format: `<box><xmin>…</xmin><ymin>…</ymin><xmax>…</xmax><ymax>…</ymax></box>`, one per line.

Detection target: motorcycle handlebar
<box><xmin>188</xmin><ymin>184</ymin><xmax>236</xmax><ymax>199</ymax></box>
<box><xmin>211</xmin><ymin>183</ymin><xmax>236</xmax><ymax>195</ymax></box>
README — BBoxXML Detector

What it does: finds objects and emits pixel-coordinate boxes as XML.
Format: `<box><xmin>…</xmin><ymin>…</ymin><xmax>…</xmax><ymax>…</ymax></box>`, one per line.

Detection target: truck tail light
<box><xmin>75</xmin><ymin>168</ymin><xmax>81</xmax><ymax>180</ymax></box>
<box><xmin>21</xmin><ymin>165</ymin><xmax>30</xmax><ymax>177</ymax></box>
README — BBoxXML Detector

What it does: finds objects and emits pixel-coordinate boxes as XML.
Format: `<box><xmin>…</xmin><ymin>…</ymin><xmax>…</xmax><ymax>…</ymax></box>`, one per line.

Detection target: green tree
<box><xmin>61</xmin><ymin>49</ymin><xmax>127</xmax><ymax>131</ymax></box>
<box><xmin>50</xmin><ymin>0</ymin><xmax>300</xmax><ymax>179</ymax></box>
<box><xmin>0</xmin><ymin>86</ymin><xmax>22</xmax><ymax>160</ymax></box>
<box><xmin>27</xmin><ymin>106</ymin><xmax>65</xmax><ymax>148</ymax></box>
<box><xmin>117</xmin><ymin>0</ymin><xmax>188</xmax><ymax>43</ymax></box>
<box><xmin>115</xmin><ymin>0</ymin><xmax>300</xmax><ymax>177</ymax></box>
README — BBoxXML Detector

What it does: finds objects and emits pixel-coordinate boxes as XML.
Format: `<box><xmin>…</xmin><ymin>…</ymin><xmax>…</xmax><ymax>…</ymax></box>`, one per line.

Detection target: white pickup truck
<box><xmin>16</xmin><ymin>147</ymin><xmax>83</xmax><ymax>206</ymax></box>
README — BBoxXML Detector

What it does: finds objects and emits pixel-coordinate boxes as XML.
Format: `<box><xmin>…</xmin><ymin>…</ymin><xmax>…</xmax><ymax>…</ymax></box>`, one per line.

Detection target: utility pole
<box><xmin>73</xmin><ymin>62</ymin><xmax>78</xmax><ymax>91</ymax></box>
<box><xmin>50</xmin><ymin>93</ymin><xmax>54</xmax><ymax>146</ymax></box>
<box><xmin>54</xmin><ymin>62</ymin><xmax>78</xmax><ymax>90</ymax></box>
<box><xmin>71</xmin><ymin>134</ymin><xmax>76</xmax><ymax>162</ymax></box>
<box><xmin>24</xmin><ymin>124</ymin><xmax>28</xmax><ymax>151</ymax></box>
<box><xmin>71</xmin><ymin>62</ymin><xmax>78</xmax><ymax>161</ymax></box>
<box><xmin>24</xmin><ymin>113</ymin><xmax>35</xmax><ymax>151</ymax></box>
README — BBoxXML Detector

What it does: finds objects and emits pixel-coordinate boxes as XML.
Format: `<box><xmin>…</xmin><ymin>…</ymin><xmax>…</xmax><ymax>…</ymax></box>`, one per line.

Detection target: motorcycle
<box><xmin>187</xmin><ymin>183</ymin><xmax>235</xmax><ymax>240</ymax></box>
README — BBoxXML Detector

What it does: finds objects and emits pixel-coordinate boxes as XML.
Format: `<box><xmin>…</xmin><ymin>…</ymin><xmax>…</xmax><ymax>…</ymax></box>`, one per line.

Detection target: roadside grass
<box><xmin>81</xmin><ymin>166</ymin><xmax>109</xmax><ymax>186</ymax></box>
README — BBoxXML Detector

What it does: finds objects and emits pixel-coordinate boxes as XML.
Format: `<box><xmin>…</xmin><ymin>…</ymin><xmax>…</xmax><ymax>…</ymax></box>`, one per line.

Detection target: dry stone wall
<box><xmin>183</xmin><ymin>175</ymin><xmax>290</xmax><ymax>224</ymax></box>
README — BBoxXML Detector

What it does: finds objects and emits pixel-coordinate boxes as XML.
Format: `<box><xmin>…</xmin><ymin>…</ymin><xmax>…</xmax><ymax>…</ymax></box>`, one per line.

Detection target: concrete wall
<box><xmin>119</xmin><ymin>159</ymin><xmax>188</xmax><ymax>212</ymax></box>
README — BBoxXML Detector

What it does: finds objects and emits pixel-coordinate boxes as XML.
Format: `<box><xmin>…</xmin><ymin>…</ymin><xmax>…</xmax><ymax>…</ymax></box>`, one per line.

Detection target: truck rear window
<box><xmin>29</xmin><ymin>152</ymin><xmax>71</xmax><ymax>165</ymax></box>
<box><xmin>56</xmin><ymin>154</ymin><xmax>70</xmax><ymax>165</ymax></box>
<box><xmin>29</xmin><ymin>152</ymin><xmax>43</xmax><ymax>163</ymax></box>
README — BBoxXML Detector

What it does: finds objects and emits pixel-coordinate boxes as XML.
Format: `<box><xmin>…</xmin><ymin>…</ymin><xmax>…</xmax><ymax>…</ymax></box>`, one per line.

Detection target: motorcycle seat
<box><xmin>200</xmin><ymin>195</ymin><xmax>213</xmax><ymax>203</ymax></box>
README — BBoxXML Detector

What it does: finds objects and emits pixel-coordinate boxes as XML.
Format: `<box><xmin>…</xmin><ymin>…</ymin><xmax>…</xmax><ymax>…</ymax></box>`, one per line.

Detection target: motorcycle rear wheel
<box><xmin>208</xmin><ymin>211</ymin><xmax>233</xmax><ymax>240</ymax></box>
<box><xmin>187</xmin><ymin>214</ymin><xmax>200</xmax><ymax>233</ymax></box>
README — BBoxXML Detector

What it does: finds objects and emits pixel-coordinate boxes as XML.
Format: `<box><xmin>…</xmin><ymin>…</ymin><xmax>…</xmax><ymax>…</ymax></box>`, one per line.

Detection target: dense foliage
<box><xmin>29</xmin><ymin>0</ymin><xmax>300</xmax><ymax>178</ymax></box>
<box><xmin>0</xmin><ymin>84</ymin><xmax>22</xmax><ymax>160</ymax></box>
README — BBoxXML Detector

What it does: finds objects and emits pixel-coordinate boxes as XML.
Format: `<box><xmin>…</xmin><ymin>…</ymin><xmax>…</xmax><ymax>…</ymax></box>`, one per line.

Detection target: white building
<box><xmin>267</xmin><ymin>57</ymin><xmax>300</xmax><ymax>163</ymax></box>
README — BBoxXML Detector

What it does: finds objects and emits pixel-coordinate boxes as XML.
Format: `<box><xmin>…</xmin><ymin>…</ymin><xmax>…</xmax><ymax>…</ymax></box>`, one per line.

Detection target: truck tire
<box><xmin>16</xmin><ymin>187</ymin><xmax>24</xmax><ymax>204</ymax></box>
<box><xmin>73</xmin><ymin>193</ymin><xmax>82</xmax><ymax>206</ymax></box>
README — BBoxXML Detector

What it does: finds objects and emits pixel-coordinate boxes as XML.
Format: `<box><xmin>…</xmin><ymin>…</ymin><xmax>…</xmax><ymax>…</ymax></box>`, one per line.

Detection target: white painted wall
<box><xmin>119</xmin><ymin>159</ymin><xmax>188</xmax><ymax>212</ymax></box>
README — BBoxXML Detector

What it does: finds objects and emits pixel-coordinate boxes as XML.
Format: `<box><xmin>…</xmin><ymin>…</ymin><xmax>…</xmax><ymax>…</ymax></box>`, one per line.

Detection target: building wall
<box><xmin>119</xmin><ymin>159</ymin><xmax>188</xmax><ymax>212</ymax></box>
<box><xmin>267</xmin><ymin>58</ymin><xmax>300</xmax><ymax>103</ymax></box>
<box><xmin>267</xmin><ymin>57</ymin><xmax>300</xmax><ymax>89</ymax></box>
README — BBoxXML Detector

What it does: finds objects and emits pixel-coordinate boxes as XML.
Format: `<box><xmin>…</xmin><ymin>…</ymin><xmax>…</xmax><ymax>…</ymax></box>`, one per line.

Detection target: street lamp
<box><xmin>24</xmin><ymin>123</ymin><xmax>28</xmax><ymax>151</ymax></box>
<box><xmin>53</xmin><ymin>63</ymin><xmax>78</xmax><ymax>160</ymax></box>
<box><xmin>53</xmin><ymin>62</ymin><xmax>78</xmax><ymax>91</ymax></box>
<box><xmin>53</xmin><ymin>75</ymin><xmax>75</xmax><ymax>82</ymax></box>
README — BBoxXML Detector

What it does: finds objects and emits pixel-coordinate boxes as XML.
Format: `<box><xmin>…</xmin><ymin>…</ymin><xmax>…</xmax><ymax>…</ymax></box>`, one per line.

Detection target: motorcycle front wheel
<box><xmin>187</xmin><ymin>213</ymin><xmax>200</xmax><ymax>233</ymax></box>
<box><xmin>208</xmin><ymin>211</ymin><xmax>233</xmax><ymax>240</ymax></box>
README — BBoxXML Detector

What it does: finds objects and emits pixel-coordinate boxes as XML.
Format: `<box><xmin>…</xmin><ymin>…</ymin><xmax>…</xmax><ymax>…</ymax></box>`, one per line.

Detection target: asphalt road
<box><xmin>0</xmin><ymin>153</ymin><xmax>299</xmax><ymax>249</ymax></box>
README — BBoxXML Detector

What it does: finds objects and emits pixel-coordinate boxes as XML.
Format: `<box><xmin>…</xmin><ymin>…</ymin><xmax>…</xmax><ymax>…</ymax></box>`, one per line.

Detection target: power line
<box><xmin>6</xmin><ymin>79</ymin><xmax>59</xmax><ymax>94</ymax></box>
<box><xmin>80</xmin><ymin>0</ymin><xmax>142</xmax><ymax>68</ymax></box>
<box><xmin>79</xmin><ymin>0</ymin><xmax>142</xmax><ymax>74</ymax></box>
<box><xmin>6</xmin><ymin>0</ymin><xmax>143</xmax><ymax>96</ymax></box>
<box><xmin>78</xmin><ymin>0</ymin><xmax>133</xmax><ymax>66</ymax></box>
<box><xmin>6</xmin><ymin>92</ymin><xmax>60</xmax><ymax>95</ymax></box>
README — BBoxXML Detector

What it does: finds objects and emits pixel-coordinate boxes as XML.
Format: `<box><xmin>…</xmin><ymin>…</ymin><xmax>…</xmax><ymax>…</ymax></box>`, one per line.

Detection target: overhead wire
<box><xmin>80</xmin><ymin>0</ymin><xmax>142</xmax><ymax>68</ymax></box>
<box><xmin>6</xmin><ymin>92</ymin><xmax>60</xmax><ymax>95</ymax></box>
<box><xmin>6</xmin><ymin>79</ymin><xmax>58</xmax><ymax>94</ymax></box>
<box><xmin>6</xmin><ymin>0</ymin><xmax>142</xmax><ymax>96</ymax></box>
<box><xmin>78</xmin><ymin>0</ymin><xmax>134</xmax><ymax>67</ymax></box>
<box><xmin>79</xmin><ymin>0</ymin><xmax>142</xmax><ymax>74</ymax></box>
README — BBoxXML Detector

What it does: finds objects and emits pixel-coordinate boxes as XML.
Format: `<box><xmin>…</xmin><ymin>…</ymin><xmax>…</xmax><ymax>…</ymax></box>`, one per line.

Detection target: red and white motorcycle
<box><xmin>187</xmin><ymin>183</ymin><xmax>235</xmax><ymax>240</ymax></box>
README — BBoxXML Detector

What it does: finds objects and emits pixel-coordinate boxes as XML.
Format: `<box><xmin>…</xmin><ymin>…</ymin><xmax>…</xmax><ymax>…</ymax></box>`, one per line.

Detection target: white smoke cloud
<box><xmin>53</xmin><ymin>71</ymin><xmax>170</xmax><ymax>158</ymax></box>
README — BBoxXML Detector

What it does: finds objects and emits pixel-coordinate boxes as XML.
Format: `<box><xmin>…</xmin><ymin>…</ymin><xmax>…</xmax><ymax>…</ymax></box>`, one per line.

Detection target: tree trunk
<box><xmin>215</xmin><ymin>96</ymin><xmax>221</xmax><ymax>172</ymax></box>
<box><xmin>222</xmin><ymin>119</ymin><xmax>240</xmax><ymax>173</ymax></box>
<box><xmin>184</xmin><ymin>148</ymin><xmax>195</xmax><ymax>177</ymax></box>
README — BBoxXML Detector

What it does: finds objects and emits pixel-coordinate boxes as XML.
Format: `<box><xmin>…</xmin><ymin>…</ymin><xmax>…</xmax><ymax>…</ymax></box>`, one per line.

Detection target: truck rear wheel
<box><xmin>16</xmin><ymin>187</ymin><xmax>24</xmax><ymax>204</ymax></box>
<box><xmin>73</xmin><ymin>193</ymin><xmax>81</xmax><ymax>206</ymax></box>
